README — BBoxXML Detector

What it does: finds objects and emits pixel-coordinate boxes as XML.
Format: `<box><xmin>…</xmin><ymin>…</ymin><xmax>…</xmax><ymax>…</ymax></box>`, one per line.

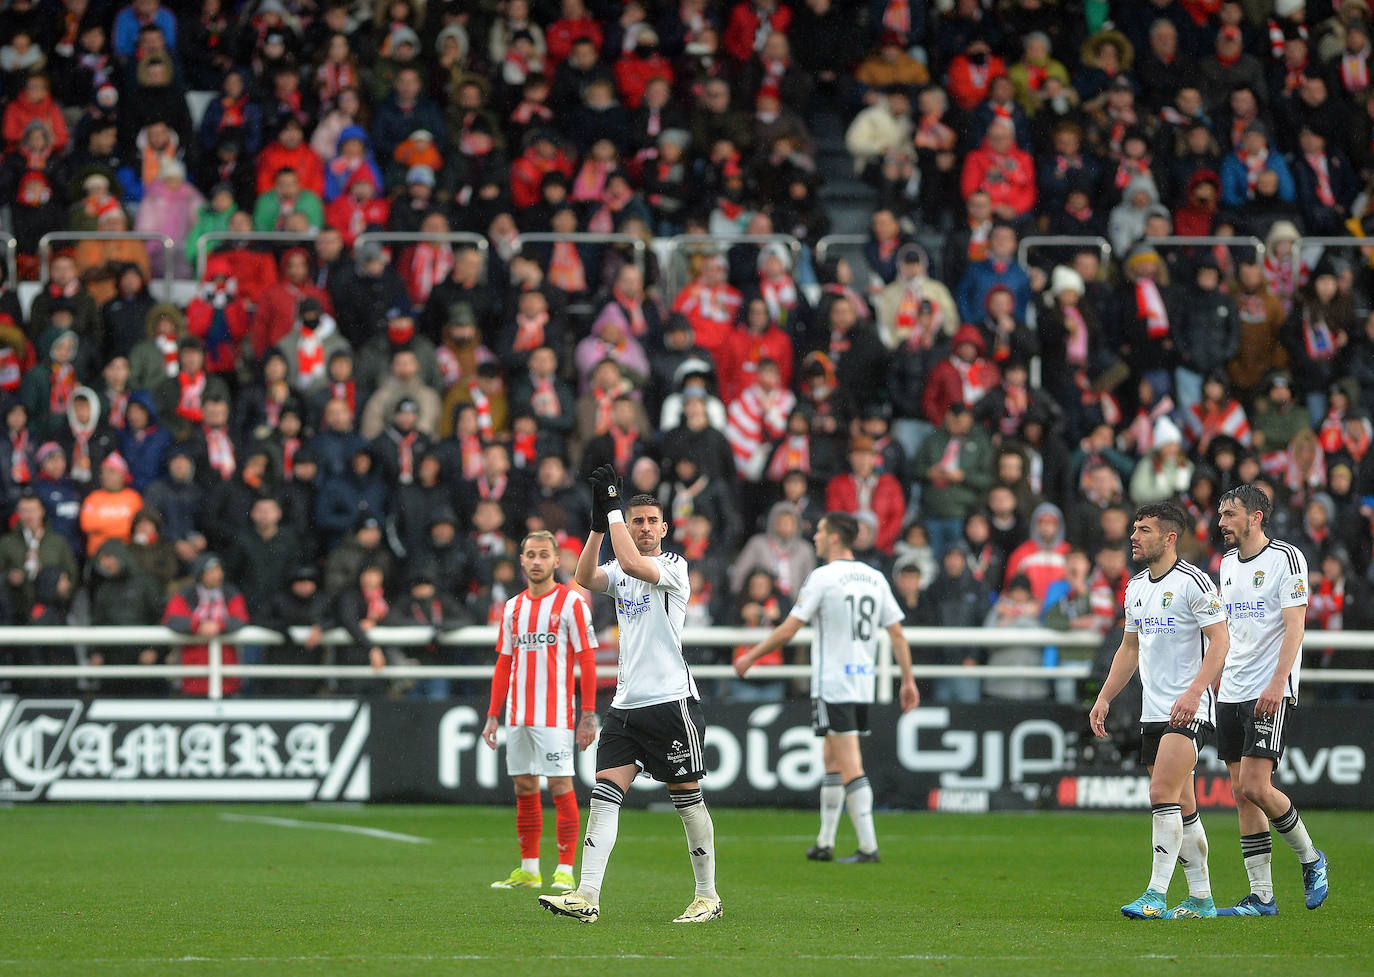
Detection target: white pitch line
<box><xmin>0</xmin><ymin>953</ymin><xmax>1350</xmax><ymax>966</ymax></box>
<box><xmin>217</xmin><ymin>812</ymin><xmax>432</xmax><ymax>844</ymax></box>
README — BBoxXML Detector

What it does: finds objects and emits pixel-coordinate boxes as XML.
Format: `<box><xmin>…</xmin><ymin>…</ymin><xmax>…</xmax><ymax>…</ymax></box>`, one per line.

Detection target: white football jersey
<box><xmin>599</xmin><ymin>551</ymin><xmax>698</xmax><ymax>709</ymax></box>
<box><xmin>789</xmin><ymin>559</ymin><xmax>905</xmax><ymax>704</ymax></box>
<box><xmin>1218</xmin><ymin>539</ymin><xmax>1308</xmax><ymax>704</ymax></box>
<box><xmin>1123</xmin><ymin>560</ymin><xmax>1227</xmax><ymax>725</ymax></box>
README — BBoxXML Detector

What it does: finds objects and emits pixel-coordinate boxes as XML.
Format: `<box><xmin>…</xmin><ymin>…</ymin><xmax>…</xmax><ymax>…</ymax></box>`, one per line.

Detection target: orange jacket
<box><xmin>79</xmin><ymin>488</ymin><xmax>143</xmax><ymax>556</ymax></box>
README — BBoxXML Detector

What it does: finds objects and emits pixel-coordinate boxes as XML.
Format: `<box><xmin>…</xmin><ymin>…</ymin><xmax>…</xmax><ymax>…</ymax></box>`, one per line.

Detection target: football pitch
<box><xmin>0</xmin><ymin>805</ymin><xmax>1368</xmax><ymax>977</ymax></box>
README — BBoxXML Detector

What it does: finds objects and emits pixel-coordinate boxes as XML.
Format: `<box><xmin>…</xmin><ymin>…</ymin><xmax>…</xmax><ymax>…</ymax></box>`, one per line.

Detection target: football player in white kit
<box><xmin>735</xmin><ymin>512</ymin><xmax>919</xmax><ymax>863</ymax></box>
<box><xmin>1090</xmin><ymin>503</ymin><xmax>1231</xmax><ymax>920</ymax></box>
<box><xmin>540</xmin><ymin>465</ymin><xmax>721</xmax><ymax>925</ymax></box>
<box><xmin>1213</xmin><ymin>484</ymin><xmax>1328</xmax><ymax>916</ymax></box>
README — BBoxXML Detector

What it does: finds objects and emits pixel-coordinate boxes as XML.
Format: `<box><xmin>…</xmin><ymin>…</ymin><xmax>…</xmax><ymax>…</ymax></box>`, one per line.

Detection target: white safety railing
<box><xmin>663</xmin><ymin>234</ymin><xmax>803</xmax><ymax>301</ymax></box>
<box><xmin>195</xmin><ymin>230</ymin><xmax>318</xmax><ymax>280</ymax></box>
<box><xmin>39</xmin><ymin>231</ymin><xmax>176</xmax><ymax>290</ymax></box>
<box><xmin>1291</xmin><ymin>236</ymin><xmax>1374</xmax><ymax>279</ymax></box>
<box><xmin>1017</xmin><ymin>235</ymin><xmax>1111</xmax><ymax>269</ymax></box>
<box><xmin>514</xmin><ymin>232</ymin><xmax>645</xmax><ymax>279</ymax></box>
<box><xmin>0</xmin><ymin>626</ymin><xmax>1369</xmax><ymax>701</ymax></box>
<box><xmin>1144</xmin><ymin>235</ymin><xmax>1264</xmax><ymax>261</ymax></box>
<box><xmin>1</xmin><ymin>232</ymin><xmax>15</xmax><ymax>286</ymax></box>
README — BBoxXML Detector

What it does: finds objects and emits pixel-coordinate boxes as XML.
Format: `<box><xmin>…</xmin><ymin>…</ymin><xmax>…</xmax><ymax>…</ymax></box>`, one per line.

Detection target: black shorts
<box><xmin>812</xmin><ymin>700</ymin><xmax>871</xmax><ymax>737</ymax></box>
<box><xmin>1140</xmin><ymin>720</ymin><xmax>1210</xmax><ymax>766</ymax></box>
<box><xmin>597</xmin><ymin>698</ymin><xmax>707</xmax><ymax>784</ymax></box>
<box><xmin>1216</xmin><ymin>698</ymin><xmax>1291</xmax><ymax>764</ymax></box>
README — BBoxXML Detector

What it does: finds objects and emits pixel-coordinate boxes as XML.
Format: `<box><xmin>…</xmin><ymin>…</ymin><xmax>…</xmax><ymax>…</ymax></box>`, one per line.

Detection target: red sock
<box><xmin>516</xmin><ymin>792</ymin><xmax>543</xmax><ymax>861</ymax></box>
<box><xmin>553</xmin><ymin>789</ymin><xmax>580</xmax><ymax>863</ymax></box>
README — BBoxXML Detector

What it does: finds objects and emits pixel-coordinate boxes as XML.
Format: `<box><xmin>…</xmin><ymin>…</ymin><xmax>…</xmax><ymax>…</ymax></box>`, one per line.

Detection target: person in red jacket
<box><xmin>922</xmin><ymin>323</ymin><xmax>1001</xmax><ymax>426</ymax></box>
<box><xmin>614</xmin><ymin>28</ymin><xmax>674</xmax><ymax>109</ymax></box>
<box><xmin>824</xmin><ymin>435</ymin><xmax>905</xmax><ymax>555</ymax></box>
<box><xmin>185</xmin><ymin>256</ymin><xmax>252</xmax><ymax>376</ymax></box>
<box><xmin>510</xmin><ymin>129</ymin><xmax>576</xmax><ymax>210</ymax></box>
<box><xmin>947</xmin><ymin>38</ymin><xmax>1007</xmax><ymax>111</ymax></box>
<box><xmin>723</xmin><ymin>0</ymin><xmax>792</xmax><ymax>64</ymax></box>
<box><xmin>213</xmin><ymin>212</ymin><xmax>279</xmax><ymax>307</ymax></box>
<box><xmin>722</xmin><ymin>296</ymin><xmax>793</xmax><ymax>404</ymax></box>
<box><xmin>546</xmin><ymin>0</ymin><xmax>603</xmax><ymax>66</ymax></box>
<box><xmin>324</xmin><ymin>165</ymin><xmax>391</xmax><ymax>246</ymax></box>
<box><xmin>255</xmin><ymin>117</ymin><xmax>326</xmax><ymax>197</ymax></box>
<box><xmin>1003</xmin><ymin>502</ymin><xmax>1070</xmax><ymax>601</ymax></box>
<box><xmin>2</xmin><ymin>74</ymin><xmax>69</xmax><ymax>155</ymax></box>
<box><xmin>162</xmin><ymin>552</ymin><xmax>249</xmax><ymax>697</ymax></box>
<box><xmin>959</xmin><ymin>117</ymin><xmax>1036</xmax><ymax>221</ymax></box>
<box><xmin>251</xmin><ymin>248</ymin><xmax>333</xmax><ymax>357</ymax></box>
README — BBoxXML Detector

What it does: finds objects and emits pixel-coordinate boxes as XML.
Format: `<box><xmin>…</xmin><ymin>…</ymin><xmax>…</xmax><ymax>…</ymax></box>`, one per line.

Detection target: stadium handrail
<box><xmin>814</xmin><ymin>234</ymin><xmax>868</xmax><ymax>264</ymax></box>
<box><xmin>511</xmin><ymin>232</ymin><xmax>646</xmax><ymax>279</ymax></box>
<box><xmin>39</xmin><ymin>232</ymin><xmax>177</xmax><ymax>291</ymax></box>
<box><xmin>662</xmin><ymin>233</ymin><xmax>803</xmax><ymax>300</ymax></box>
<box><xmin>1</xmin><ymin>232</ymin><xmax>15</xmax><ymax>289</ymax></box>
<box><xmin>194</xmin><ymin>230</ymin><xmax>320</xmax><ymax>280</ymax></box>
<box><xmin>353</xmin><ymin>231</ymin><xmax>489</xmax><ymax>276</ymax></box>
<box><xmin>0</xmin><ymin>626</ymin><xmax>1368</xmax><ymax>701</ymax></box>
<box><xmin>1144</xmin><ymin>235</ymin><xmax>1265</xmax><ymax>259</ymax></box>
<box><xmin>1017</xmin><ymin>235</ymin><xmax>1111</xmax><ymax>269</ymax></box>
<box><xmin>1291</xmin><ymin>236</ymin><xmax>1374</xmax><ymax>279</ymax></box>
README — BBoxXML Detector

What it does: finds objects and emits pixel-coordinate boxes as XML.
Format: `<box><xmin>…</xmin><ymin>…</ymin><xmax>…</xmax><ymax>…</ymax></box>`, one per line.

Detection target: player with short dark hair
<box><xmin>735</xmin><ymin>512</ymin><xmax>919</xmax><ymax>863</ymax></box>
<box><xmin>483</xmin><ymin>530</ymin><xmax>599</xmax><ymax>892</ymax></box>
<box><xmin>1213</xmin><ymin>485</ymin><xmax>1329</xmax><ymax>916</ymax></box>
<box><xmin>540</xmin><ymin>468</ymin><xmax>721</xmax><ymax>924</ymax></box>
<box><xmin>1091</xmin><ymin>503</ymin><xmax>1230</xmax><ymax>919</ymax></box>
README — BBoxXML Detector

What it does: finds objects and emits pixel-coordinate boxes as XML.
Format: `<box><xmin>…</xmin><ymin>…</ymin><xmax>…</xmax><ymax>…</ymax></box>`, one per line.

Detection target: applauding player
<box><xmin>539</xmin><ymin>465</ymin><xmax>722</xmax><ymax>924</ymax></box>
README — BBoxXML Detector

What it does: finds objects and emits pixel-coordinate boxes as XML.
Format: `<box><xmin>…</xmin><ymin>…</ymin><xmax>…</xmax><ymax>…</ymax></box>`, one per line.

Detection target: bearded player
<box><xmin>484</xmin><ymin>530</ymin><xmax>600</xmax><ymax>892</ymax></box>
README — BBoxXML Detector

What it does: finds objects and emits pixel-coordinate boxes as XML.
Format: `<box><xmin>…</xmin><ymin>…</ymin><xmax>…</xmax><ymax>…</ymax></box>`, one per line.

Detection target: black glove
<box><xmin>587</xmin><ymin>467</ymin><xmax>609</xmax><ymax>534</ymax></box>
<box><xmin>590</xmin><ymin>463</ymin><xmax>623</xmax><ymax>523</ymax></box>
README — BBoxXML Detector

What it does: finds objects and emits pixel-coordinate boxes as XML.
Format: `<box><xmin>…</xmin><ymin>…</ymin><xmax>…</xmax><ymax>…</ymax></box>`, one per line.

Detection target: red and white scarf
<box><xmin>193</xmin><ymin>587</ymin><xmax>228</xmax><ymax>630</ymax></box>
<box><xmin>610</xmin><ymin>424</ymin><xmax>638</xmax><ymax>473</ymax></box>
<box><xmin>362</xmin><ymin>585</ymin><xmax>389</xmax><ymax>623</ymax></box>
<box><xmin>409</xmin><ymin>244</ymin><xmax>454</xmax><ymax>305</ymax></box>
<box><xmin>759</xmin><ymin>274</ymin><xmax>797</xmax><ymax>324</ymax></box>
<box><xmin>512</xmin><ymin>310</ymin><xmax>549</xmax><ymax>352</ymax></box>
<box><xmin>1136</xmin><ymin>279</ymin><xmax>1169</xmax><ymax>339</ymax></box>
<box><xmin>548</xmin><ymin>242</ymin><xmax>587</xmax><ymax>294</ymax></box>
<box><xmin>613</xmin><ymin>291</ymin><xmax>648</xmax><ymax>336</ymax></box>
<box><xmin>951</xmin><ymin>357</ymin><xmax>996</xmax><ymax>405</ymax></box>
<box><xmin>204</xmin><ymin>424</ymin><xmax>235</xmax><ymax>480</ymax></box>
<box><xmin>766</xmin><ymin>434</ymin><xmax>810</xmax><ymax>481</ymax></box>
<box><xmin>9</xmin><ymin>429</ymin><xmax>29</xmax><ymax>485</ymax></box>
<box><xmin>1341</xmin><ymin>51</ymin><xmax>1370</xmax><ymax>94</ymax></box>
<box><xmin>530</xmin><ymin>376</ymin><xmax>561</xmax><ymax>417</ymax></box>
<box><xmin>1306</xmin><ymin>153</ymin><xmax>1335</xmax><ymax>206</ymax></box>
<box><xmin>1302</xmin><ymin>313</ymin><xmax>1338</xmax><ymax>362</ymax></box>
<box><xmin>48</xmin><ymin>363</ymin><xmax>76</xmax><ymax>416</ymax></box>
<box><xmin>156</xmin><ymin>333</ymin><xmax>179</xmax><ymax>375</ymax></box>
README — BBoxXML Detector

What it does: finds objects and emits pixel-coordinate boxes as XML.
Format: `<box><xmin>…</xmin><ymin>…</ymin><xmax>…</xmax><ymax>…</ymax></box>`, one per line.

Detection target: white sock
<box><xmin>1148</xmin><ymin>803</ymin><xmax>1183</xmax><ymax>894</ymax></box>
<box><xmin>1271</xmin><ymin>804</ymin><xmax>1319</xmax><ymax>863</ymax></box>
<box><xmin>1241</xmin><ymin>831</ymin><xmax>1274</xmax><ymax>901</ymax></box>
<box><xmin>521</xmin><ymin>857</ymin><xmax>539</xmax><ymax>875</ymax></box>
<box><xmin>578</xmin><ymin>780</ymin><xmax>623</xmax><ymax>904</ymax></box>
<box><xmin>556</xmin><ymin>862</ymin><xmax>574</xmax><ymax>876</ymax></box>
<box><xmin>844</xmin><ymin>776</ymin><xmax>878</xmax><ymax>855</ymax></box>
<box><xmin>818</xmin><ymin>772</ymin><xmax>844</xmax><ymax>848</ymax></box>
<box><xmin>671</xmin><ymin>788</ymin><xmax>717</xmax><ymax>899</ymax></box>
<box><xmin>1179</xmin><ymin>812</ymin><xmax>1211</xmax><ymax>899</ymax></box>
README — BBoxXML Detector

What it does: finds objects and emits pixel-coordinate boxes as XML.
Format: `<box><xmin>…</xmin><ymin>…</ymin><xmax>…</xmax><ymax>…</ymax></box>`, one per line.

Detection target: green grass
<box><xmin>0</xmin><ymin>805</ymin><xmax>1369</xmax><ymax>977</ymax></box>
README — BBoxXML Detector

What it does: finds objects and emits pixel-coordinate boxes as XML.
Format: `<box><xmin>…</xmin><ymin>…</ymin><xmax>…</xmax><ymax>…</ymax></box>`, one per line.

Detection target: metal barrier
<box><xmin>39</xmin><ymin>231</ymin><xmax>176</xmax><ymax>290</ymax></box>
<box><xmin>663</xmin><ymin>233</ymin><xmax>803</xmax><ymax>301</ymax></box>
<box><xmin>814</xmin><ymin>234</ymin><xmax>868</xmax><ymax>265</ymax></box>
<box><xmin>195</xmin><ymin>230</ymin><xmax>319</xmax><ymax>280</ymax></box>
<box><xmin>1291</xmin><ymin>236</ymin><xmax>1374</xmax><ymax>279</ymax></box>
<box><xmin>0</xmin><ymin>232</ymin><xmax>15</xmax><ymax>286</ymax></box>
<box><xmin>513</xmin><ymin>232</ymin><xmax>645</xmax><ymax>279</ymax></box>
<box><xmin>1145</xmin><ymin>235</ymin><xmax>1265</xmax><ymax>261</ymax></box>
<box><xmin>353</xmin><ymin>232</ymin><xmax>490</xmax><ymax>289</ymax></box>
<box><xmin>1018</xmin><ymin>235</ymin><xmax>1111</xmax><ymax>269</ymax></box>
<box><xmin>0</xmin><ymin>625</ymin><xmax>1368</xmax><ymax>701</ymax></box>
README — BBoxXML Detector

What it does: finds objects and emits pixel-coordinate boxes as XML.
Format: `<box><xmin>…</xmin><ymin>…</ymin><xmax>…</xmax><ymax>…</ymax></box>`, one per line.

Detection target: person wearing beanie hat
<box><xmin>78</xmin><ymin>451</ymin><xmax>143</xmax><ymax>557</ymax></box>
<box><xmin>162</xmin><ymin>547</ymin><xmax>250</xmax><ymax>696</ymax></box>
<box><xmin>1129</xmin><ymin>415</ymin><xmax>1195</xmax><ymax>504</ymax></box>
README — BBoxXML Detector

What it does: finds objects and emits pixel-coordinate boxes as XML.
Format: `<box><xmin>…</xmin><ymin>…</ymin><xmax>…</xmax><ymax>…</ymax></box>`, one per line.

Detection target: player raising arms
<box><xmin>735</xmin><ymin>512</ymin><xmax>919</xmax><ymax>863</ymax></box>
<box><xmin>483</xmin><ymin>530</ymin><xmax>600</xmax><ymax>892</ymax></box>
<box><xmin>1090</xmin><ymin>503</ymin><xmax>1231</xmax><ymax>920</ymax></box>
<box><xmin>1214</xmin><ymin>485</ymin><xmax>1329</xmax><ymax>916</ymax></box>
<box><xmin>539</xmin><ymin>465</ymin><xmax>721</xmax><ymax>924</ymax></box>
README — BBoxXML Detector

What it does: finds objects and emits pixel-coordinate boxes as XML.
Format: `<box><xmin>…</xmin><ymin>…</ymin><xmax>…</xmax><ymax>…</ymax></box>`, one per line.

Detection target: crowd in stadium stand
<box><xmin>1</xmin><ymin>0</ymin><xmax>1373</xmax><ymax>701</ymax></box>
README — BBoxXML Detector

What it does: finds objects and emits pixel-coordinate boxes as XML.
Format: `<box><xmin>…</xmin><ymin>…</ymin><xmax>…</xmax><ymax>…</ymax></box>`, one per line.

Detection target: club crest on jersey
<box><xmin>1252</xmin><ymin>570</ymin><xmax>1265</xmax><ymax>589</ymax></box>
<box><xmin>1161</xmin><ymin>592</ymin><xmax>1173</xmax><ymax>607</ymax></box>
<box><xmin>549</xmin><ymin>612</ymin><xmax>561</xmax><ymax>631</ymax></box>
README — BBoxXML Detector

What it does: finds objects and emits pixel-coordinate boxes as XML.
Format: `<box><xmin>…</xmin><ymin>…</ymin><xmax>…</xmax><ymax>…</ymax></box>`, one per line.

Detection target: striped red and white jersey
<box><xmin>495</xmin><ymin>584</ymin><xmax>597</xmax><ymax>729</ymax></box>
<box><xmin>726</xmin><ymin>384</ymin><xmax>794</xmax><ymax>477</ymax></box>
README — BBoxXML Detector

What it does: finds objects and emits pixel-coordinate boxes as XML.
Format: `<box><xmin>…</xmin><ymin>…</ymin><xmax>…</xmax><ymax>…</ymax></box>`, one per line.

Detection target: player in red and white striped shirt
<box><xmin>483</xmin><ymin>531</ymin><xmax>599</xmax><ymax>892</ymax></box>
